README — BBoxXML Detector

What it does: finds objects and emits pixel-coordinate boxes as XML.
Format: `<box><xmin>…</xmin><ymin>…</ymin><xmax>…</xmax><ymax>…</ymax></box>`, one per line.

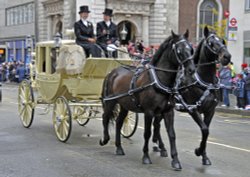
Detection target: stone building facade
<box><xmin>36</xmin><ymin>0</ymin><xmax>76</xmax><ymax>41</ymax></box>
<box><xmin>77</xmin><ymin>0</ymin><xmax>179</xmax><ymax>46</ymax></box>
<box><xmin>227</xmin><ymin>0</ymin><xmax>250</xmax><ymax>72</ymax></box>
<box><xmin>0</xmin><ymin>0</ymin><xmax>232</xmax><ymax>64</ymax></box>
<box><xmin>179</xmin><ymin>0</ymin><xmax>229</xmax><ymax>44</ymax></box>
<box><xmin>0</xmin><ymin>0</ymin><xmax>35</xmax><ymax>62</ymax></box>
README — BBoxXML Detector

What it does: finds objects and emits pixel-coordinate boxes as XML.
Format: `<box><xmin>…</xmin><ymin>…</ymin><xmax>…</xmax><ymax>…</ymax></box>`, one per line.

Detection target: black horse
<box><xmin>154</xmin><ymin>26</ymin><xmax>231</xmax><ymax>167</ymax></box>
<box><xmin>100</xmin><ymin>30</ymin><xmax>195</xmax><ymax>170</ymax></box>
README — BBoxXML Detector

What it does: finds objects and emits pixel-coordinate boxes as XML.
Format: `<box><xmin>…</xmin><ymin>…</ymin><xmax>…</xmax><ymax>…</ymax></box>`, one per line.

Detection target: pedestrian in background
<box><xmin>219</xmin><ymin>64</ymin><xmax>232</xmax><ymax>107</ymax></box>
<box><xmin>244</xmin><ymin>69</ymin><xmax>250</xmax><ymax>110</ymax></box>
<box><xmin>241</xmin><ymin>63</ymin><xmax>248</xmax><ymax>78</ymax></box>
<box><xmin>16</xmin><ymin>62</ymin><xmax>25</xmax><ymax>83</ymax></box>
<box><xmin>233</xmin><ymin>74</ymin><xmax>245</xmax><ymax>109</ymax></box>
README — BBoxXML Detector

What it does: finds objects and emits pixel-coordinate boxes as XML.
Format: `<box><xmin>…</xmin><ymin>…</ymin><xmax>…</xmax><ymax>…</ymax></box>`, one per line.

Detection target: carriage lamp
<box><xmin>54</xmin><ymin>32</ymin><xmax>62</xmax><ymax>49</ymax></box>
<box><xmin>54</xmin><ymin>32</ymin><xmax>62</xmax><ymax>58</ymax></box>
<box><xmin>120</xmin><ymin>22</ymin><xmax>128</xmax><ymax>40</ymax></box>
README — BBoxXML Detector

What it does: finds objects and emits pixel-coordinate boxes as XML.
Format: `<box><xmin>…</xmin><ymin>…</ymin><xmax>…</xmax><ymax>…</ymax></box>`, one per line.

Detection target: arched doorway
<box><xmin>117</xmin><ymin>20</ymin><xmax>137</xmax><ymax>45</ymax></box>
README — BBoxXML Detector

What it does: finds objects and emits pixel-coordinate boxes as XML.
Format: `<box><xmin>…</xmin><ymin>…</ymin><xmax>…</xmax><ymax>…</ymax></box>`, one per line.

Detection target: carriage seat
<box><xmin>56</xmin><ymin>44</ymin><xmax>86</xmax><ymax>75</ymax></box>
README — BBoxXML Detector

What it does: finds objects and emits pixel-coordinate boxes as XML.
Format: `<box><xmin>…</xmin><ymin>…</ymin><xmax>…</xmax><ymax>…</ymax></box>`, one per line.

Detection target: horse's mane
<box><xmin>193</xmin><ymin>38</ymin><xmax>205</xmax><ymax>64</ymax></box>
<box><xmin>150</xmin><ymin>35</ymin><xmax>174</xmax><ymax>65</ymax></box>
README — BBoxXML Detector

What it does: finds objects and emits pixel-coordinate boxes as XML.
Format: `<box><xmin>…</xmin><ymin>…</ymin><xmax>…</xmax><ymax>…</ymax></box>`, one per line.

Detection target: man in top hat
<box><xmin>74</xmin><ymin>5</ymin><xmax>101</xmax><ymax>57</ymax></box>
<box><xmin>96</xmin><ymin>8</ymin><xmax>118</xmax><ymax>58</ymax></box>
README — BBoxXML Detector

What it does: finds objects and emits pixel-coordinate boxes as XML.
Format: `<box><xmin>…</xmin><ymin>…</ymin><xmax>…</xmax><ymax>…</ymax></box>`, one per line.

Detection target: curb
<box><xmin>215</xmin><ymin>107</ymin><xmax>250</xmax><ymax>117</ymax></box>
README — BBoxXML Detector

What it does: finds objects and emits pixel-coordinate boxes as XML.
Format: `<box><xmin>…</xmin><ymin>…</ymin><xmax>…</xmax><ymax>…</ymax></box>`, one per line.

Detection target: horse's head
<box><xmin>171</xmin><ymin>30</ymin><xmax>195</xmax><ymax>75</ymax></box>
<box><xmin>203</xmin><ymin>26</ymin><xmax>231</xmax><ymax>66</ymax></box>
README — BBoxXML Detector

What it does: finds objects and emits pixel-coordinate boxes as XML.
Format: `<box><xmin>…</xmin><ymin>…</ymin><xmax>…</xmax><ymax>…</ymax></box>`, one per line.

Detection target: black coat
<box><xmin>96</xmin><ymin>21</ymin><xmax>117</xmax><ymax>45</ymax></box>
<box><xmin>244</xmin><ymin>74</ymin><xmax>250</xmax><ymax>90</ymax></box>
<box><xmin>74</xmin><ymin>20</ymin><xmax>94</xmax><ymax>45</ymax></box>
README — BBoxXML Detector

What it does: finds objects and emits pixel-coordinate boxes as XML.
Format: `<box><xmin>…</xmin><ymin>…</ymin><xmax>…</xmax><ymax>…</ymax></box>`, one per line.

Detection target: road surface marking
<box><xmin>208</xmin><ymin>141</ymin><xmax>250</xmax><ymax>153</ymax></box>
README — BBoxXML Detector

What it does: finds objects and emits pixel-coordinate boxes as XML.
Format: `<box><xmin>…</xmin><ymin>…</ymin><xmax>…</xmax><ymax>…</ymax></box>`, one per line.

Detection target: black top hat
<box><xmin>78</xmin><ymin>5</ymin><xmax>90</xmax><ymax>14</ymax></box>
<box><xmin>103</xmin><ymin>8</ymin><xmax>113</xmax><ymax>16</ymax></box>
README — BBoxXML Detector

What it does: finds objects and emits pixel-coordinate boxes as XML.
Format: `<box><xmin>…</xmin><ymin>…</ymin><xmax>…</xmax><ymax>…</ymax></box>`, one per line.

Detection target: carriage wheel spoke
<box><xmin>62</xmin><ymin>121</ymin><xmax>69</xmax><ymax>137</ymax></box>
<box><xmin>19</xmin><ymin>94</ymin><xmax>25</xmax><ymax>102</ymax></box>
<box><xmin>20</xmin><ymin>87</ymin><xmax>25</xmax><ymax>98</ymax></box>
<box><xmin>19</xmin><ymin>105</ymin><xmax>26</xmax><ymax>117</ymax></box>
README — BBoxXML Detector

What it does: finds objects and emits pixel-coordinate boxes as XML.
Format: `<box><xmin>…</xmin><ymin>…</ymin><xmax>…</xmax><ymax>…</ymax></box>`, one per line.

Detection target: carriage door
<box><xmin>118</xmin><ymin>21</ymin><xmax>137</xmax><ymax>45</ymax></box>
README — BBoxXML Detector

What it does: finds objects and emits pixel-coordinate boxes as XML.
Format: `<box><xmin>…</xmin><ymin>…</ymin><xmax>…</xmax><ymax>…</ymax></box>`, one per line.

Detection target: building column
<box><xmin>13</xmin><ymin>41</ymin><xmax>16</xmax><ymax>62</ymax></box>
<box><xmin>142</xmin><ymin>15</ymin><xmax>149</xmax><ymax>47</ymax></box>
<box><xmin>22</xmin><ymin>40</ymin><xmax>25</xmax><ymax>62</ymax></box>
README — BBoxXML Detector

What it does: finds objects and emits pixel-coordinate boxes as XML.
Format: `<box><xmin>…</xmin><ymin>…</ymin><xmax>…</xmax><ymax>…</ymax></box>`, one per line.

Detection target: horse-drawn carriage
<box><xmin>18</xmin><ymin>39</ymin><xmax>138</xmax><ymax>142</ymax></box>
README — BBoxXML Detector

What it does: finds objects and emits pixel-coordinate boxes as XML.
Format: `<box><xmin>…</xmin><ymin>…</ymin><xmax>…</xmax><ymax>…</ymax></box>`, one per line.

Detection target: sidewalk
<box><xmin>216</xmin><ymin>94</ymin><xmax>250</xmax><ymax>117</ymax></box>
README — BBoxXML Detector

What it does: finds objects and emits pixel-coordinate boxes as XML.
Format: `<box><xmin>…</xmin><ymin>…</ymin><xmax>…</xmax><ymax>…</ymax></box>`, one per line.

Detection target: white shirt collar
<box><xmin>81</xmin><ymin>19</ymin><xmax>88</xmax><ymax>26</ymax></box>
<box><xmin>105</xmin><ymin>21</ymin><xmax>111</xmax><ymax>27</ymax></box>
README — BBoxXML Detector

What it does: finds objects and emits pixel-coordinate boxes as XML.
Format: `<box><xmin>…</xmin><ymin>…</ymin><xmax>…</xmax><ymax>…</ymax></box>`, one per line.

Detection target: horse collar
<box><xmin>194</xmin><ymin>72</ymin><xmax>220</xmax><ymax>90</ymax></box>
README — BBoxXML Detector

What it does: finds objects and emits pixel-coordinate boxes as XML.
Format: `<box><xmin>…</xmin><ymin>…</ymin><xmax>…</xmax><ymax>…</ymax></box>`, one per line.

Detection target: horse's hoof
<box><xmin>99</xmin><ymin>139</ymin><xmax>108</xmax><ymax>146</ymax></box>
<box><xmin>99</xmin><ymin>139</ymin><xmax>104</xmax><ymax>146</ymax></box>
<box><xmin>160</xmin><ymin>150</ymin><xmax>168</xmax><ymax>157</ymax></box>
<box><xmin>195</xmin><ymin>148</ymin><xmax>201</xmax><ymax>156</ymax></box>
<box><xmin>142</xmin><ymin>155</ymin><xmax>152</xmax><ymax>164</ymax></box>
<box><xmin>202</xmin><ymin>158</ymin><xmax>212</xmax><ymax>165</ymax></box>
<box><xmin>116</xmin><ymin>147</ymin><xmax>125</xmax><ymax>155</ymax></box>
<box><xmin>171</xmin><ymin>160</ymin><xmax>182</xmax><ymax>171</ymax></box>
<box><xmin>153</xmin><ymin>146</ymin><xmax>160</xmax><ymax>152</ymax></box>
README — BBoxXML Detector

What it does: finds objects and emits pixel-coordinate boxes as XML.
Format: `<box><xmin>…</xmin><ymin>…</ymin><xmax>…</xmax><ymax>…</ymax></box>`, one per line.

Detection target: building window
<box><xmin>6</xmin><ymin>2</ymin><xmax>34</xmax><ymax>26</ymax></box>
<box><xmin>246</xmin><ymin>0</ymin><xmax>250</xmax><ymax>11</ymax></box>
<box><xmin>199</xmin><ymin>0</ymin><xmax>218</xmax><ymax>39</ymax></box>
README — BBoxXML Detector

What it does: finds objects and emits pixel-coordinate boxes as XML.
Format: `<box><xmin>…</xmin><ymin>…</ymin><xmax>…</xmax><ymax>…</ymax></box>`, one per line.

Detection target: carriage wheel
<box><xmin>52</xmin><ymin>96</ymin><xmax>72</xmax><ymax>142</ymax></box>
<box><xmin>113</xmin><ymin>104</ymin><xmax>139</xmax><ymax>138</ymax></box>
<box><xmin>18</xmin><ymin>80</ymin><xmax>35</xmax><ymax>128</ymax></box>
<box><xmin>75</xmin><ymin>106</ymin><xmax>90</xmax><ymax>126</ymax></box>
<box><xmin>121</xmin><ymin>112</ymin><xmax>139</xmax><ymax>138</ymax></box>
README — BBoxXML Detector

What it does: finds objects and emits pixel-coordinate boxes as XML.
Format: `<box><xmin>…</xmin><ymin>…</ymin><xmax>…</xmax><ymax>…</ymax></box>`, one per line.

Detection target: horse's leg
<box><xmin>115</xmin><ymin>107</ymin><xmax>128</xmax><ymax>155</ymax></box>
<box><xmin>189</xmin><ymin>110</ymin><xmax>211</xmax><ymax>165</ymax></box>
<box><xmin>163</xmin><ymin>109</ymin><xmax>182</xmax><ymax>170</ymax></box>
<box><xmin>99</xmin><ymin>101</ymin><xmax>116</xmax><ymax>146</ymax></box>
<box><xmin>152</xmin><ymin>115</ymin><xmax>168</xmax><ymax>157</ymax></box>
<box><xmin>142</xmin><ymin>112</ymin><xmax>153</xmax><ymax>164</ymax></box>
<box><xmin>200</xmin><ymin>110</ymin><xmax>215</xmax><ymax>165</ymax></box>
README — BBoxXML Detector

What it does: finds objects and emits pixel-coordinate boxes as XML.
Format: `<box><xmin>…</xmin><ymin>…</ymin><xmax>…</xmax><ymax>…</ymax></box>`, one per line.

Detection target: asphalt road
<box><xmin>0</xmin><ymin>83</ymin><xmax>250</xmax><ymax>177</ymax></box>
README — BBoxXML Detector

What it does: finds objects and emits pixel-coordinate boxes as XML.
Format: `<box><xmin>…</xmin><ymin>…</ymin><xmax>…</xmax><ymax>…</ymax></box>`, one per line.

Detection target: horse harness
<box><xmin>102</xmin><ymin>38</ymin><xmax>193</xmax><ymax>109</ymax></box>
<box><xmin>102</xmin><ymin>64</ymin><xmax>179</xmax><ymax>106</ymax></box>
<box><xmin>174</xmin><ymin>71</ymin><xmax>220</xmax><ymax>113</ymax></box>
<box><xmin>174</xmin><ymin>35</ymin><xmax>223</xmax><ymax>113</ymax></box>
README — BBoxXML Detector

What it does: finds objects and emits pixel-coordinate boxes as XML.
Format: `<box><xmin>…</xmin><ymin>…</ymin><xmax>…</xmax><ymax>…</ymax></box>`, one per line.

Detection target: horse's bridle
<box><xmin>172</xmin><ymin>39</ymin><xmax>193</xmax><ymax>65</ymax></box>
<box><xmin>204</xmin><ymin>34</ymin><xmax>226</xmax><ymax>56</ymax></box>
<box><xmin>196</xmin><ymin>34</ymin><xmax>226</xmax><ymax>67</ymax></box>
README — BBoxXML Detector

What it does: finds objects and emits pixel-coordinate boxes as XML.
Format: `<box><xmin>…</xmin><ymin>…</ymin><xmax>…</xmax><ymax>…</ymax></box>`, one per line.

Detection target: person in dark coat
<box><xmin>16</xmin><ymin>62</ymin><xmax>26</xmax><ymax>83</ymax></box>
<box><xmin>96</xmin><ymin>8</ymin><xmax>118</xmax><ymax>58</ymax></box>
<box><xmin>74</xmin><ymin>5</ymin><xmax>101</xmax><ymax>57</ymax></box>
<box><xmin>244</xmin><ymin>69</ymin><xmax>250</xmax><ymax>106</ymax></box>
<box><xmin>219</xmin><ymin>65</ymin><xmax>232</xmax><ymax>107</ymax></box>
